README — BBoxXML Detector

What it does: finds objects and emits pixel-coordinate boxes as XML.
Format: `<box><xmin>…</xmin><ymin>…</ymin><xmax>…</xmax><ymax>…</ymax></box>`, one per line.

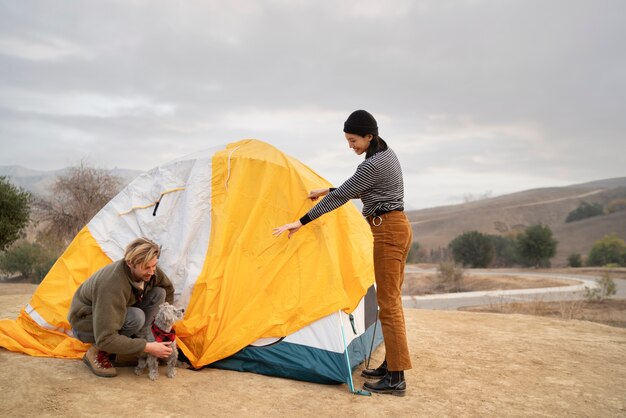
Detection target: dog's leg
<box><xmin>147</xmin><ymin>355</ymin><xmax>159</xmax><ymax>381</ymax></box>
<box><xmin>134</xmin><ymin>354</ymin><xmax>147</xmax><ymax>376</ymax></box>
<box><xmin>166</xmin><ymin>346</ymin><xmax>178</xmax><ymax>378</ymax></box>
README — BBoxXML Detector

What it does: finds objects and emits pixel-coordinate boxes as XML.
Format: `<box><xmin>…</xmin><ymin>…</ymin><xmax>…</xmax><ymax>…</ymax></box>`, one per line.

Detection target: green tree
<box><xmin>0</xmin><ymin>176</ymin><xmax>31</xmax><ymax>251</ymax></box>
<box><xmin>586</xmin><ymin>234</ymin><xmax>626</xmax><ymax>267</ymax></box>
<box><xmin>0</xmin><ymin>240</ymin><xmax>57</xmax><ymax>283</ymax></box>
<box><xmin>516</xmin><ymin>224</ymin><xmax>558</xmax><ymax>268</ymax></box>
<box><xmin>565</xmin><ymin>201</ymin><xmax>604</xmax><ymax>223</ymax></box>
<box><xmin>449</xmin><ymin>231</ymin><xmax>495</xmax><ymax>268</ymax></box>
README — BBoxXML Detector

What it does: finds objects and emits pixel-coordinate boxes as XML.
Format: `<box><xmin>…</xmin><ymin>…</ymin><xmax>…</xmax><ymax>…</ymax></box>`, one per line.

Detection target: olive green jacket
<box><xmin>68</xmin><ymin>259</ymin><xmax>174</xmax><ymax>355</ymax></box>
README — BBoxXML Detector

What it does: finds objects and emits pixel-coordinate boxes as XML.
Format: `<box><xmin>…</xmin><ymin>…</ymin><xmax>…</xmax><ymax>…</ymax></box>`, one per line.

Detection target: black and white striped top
<box><xmin>300</xmin><ymin>147</ymin><xmax>405</xmax><ymax>225</ymax></box>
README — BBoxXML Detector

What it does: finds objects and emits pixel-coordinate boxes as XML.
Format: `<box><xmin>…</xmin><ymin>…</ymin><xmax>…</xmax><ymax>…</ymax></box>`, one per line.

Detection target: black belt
<box><xmin>371</xmin><ymin>207</ymin><xmax>404</xmax><ymax>218</ymax></box>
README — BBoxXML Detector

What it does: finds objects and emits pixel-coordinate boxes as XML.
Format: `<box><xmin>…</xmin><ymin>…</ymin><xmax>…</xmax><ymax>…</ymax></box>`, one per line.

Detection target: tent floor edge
<box><xmin>207</xmin><ymin>320</ymin><xmax>384</xmax><ymax>385</ymax></box>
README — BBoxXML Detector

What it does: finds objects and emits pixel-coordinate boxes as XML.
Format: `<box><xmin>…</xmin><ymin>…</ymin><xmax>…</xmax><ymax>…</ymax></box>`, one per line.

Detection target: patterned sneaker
<box><xmin>83</xmin><ymin>345</ymin><xmax>118</xmax><ymax>377</ymax></box>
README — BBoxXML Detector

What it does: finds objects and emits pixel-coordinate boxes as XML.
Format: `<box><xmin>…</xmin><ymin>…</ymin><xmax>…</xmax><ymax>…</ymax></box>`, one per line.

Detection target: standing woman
<box><xmin>273</xmin><ymin>110</ymin><xmax>412</xmax><ymax>396</ymax></box>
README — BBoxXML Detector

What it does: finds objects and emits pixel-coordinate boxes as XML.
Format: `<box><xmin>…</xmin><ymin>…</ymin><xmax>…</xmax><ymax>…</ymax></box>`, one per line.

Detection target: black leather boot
<box><xmin>363</xmin><ymin>371</ymin><xmax>406</xmax><ymax>397</ymax></box>
<box><xmin>361</xmin><ymin>360</ymin><xmax>388</xmax><ymax>379</ymax></box>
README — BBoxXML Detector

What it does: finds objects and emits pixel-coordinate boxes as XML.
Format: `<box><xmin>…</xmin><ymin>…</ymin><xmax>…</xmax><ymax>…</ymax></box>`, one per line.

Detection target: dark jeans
<box><xmin>74</xmin><ymin>287</ymin><xmax>166</xmax><ymax>344</ymax></box>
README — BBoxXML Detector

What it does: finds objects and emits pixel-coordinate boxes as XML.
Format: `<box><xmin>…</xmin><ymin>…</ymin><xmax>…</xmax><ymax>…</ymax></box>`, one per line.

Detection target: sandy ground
<box><xmin>1</xmin><ymin>283</ymin><xmax>626</xmax><ymax>417</ymax></box>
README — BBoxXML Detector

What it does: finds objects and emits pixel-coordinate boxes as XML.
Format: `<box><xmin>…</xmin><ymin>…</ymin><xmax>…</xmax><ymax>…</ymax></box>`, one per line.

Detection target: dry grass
<box><xmin>462</xmin><ymin>298</ymin><xmax>626</xmax><ymax>328</ymax></box>
<box><xmin>538</xmin><ymin>266</ymin><xmax>626</xmax><ymax>280</ymax></box>
<box><xmin>402</xmin><ymin>270</ymin><xmax>572</xmax><ymax>296</ymax></box>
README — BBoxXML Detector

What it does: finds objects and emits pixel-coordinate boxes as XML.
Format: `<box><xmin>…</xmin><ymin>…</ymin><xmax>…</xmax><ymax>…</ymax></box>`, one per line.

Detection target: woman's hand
<box><xmin>308</xmin><ymin>188</ymin><xmax>330</xmax><ymax>201</ymax></box>
<box><xmin>273</xmin><ymin>221</ymin><xmax>303</xmax><ymax>239</ymax></box>
<box><xmin>144</xmin><ymin>341</ymin><xmax>173</xmax><ymax>358</ymax></box>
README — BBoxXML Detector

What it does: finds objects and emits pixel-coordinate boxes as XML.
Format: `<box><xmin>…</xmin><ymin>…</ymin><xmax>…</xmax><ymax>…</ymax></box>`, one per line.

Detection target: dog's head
<box><xmin>154</xmin><ymin>302</ymin><xmax>184</xmax><ymax>329</ymax></box>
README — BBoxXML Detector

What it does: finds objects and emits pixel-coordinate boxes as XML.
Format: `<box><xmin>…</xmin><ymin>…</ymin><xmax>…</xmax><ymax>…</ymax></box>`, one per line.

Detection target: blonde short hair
<box><xmin>124</xmin><ymin>238</ymin><xmax>160</xmax><ymax>267</ymax></box>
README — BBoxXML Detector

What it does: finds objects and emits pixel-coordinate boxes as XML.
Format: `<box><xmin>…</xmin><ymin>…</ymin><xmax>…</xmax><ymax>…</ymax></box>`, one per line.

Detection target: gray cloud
<box><xmin>1</xmin><ymin>0</ymin><xmax>625</xmax><ymax>209</ymax></box>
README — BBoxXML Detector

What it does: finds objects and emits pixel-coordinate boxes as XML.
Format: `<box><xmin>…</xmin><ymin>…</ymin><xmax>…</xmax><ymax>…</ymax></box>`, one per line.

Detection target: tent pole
<box><xmin>365</xmin><ymin>307</ymin><xmax>379</xmax><ymax>370</ymax></box>
<box><xmin>338</xmin><ymin>311</ymin><xmax>371</xmax><ymax>396</ymax></box>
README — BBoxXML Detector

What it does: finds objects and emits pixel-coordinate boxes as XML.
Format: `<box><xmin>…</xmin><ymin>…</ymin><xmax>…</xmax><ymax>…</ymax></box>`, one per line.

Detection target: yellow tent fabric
<box><xmin>0</xmin><ymin>139</ymin><xmax>374</xmax><ymax>367</ymax></box>
<box><xmin>0</xmin><ymin>228</ymin><xmax>110</xmax><ymax>357</ymax></box>
<box><xmin>176</xmin><ymin>140</ymin><xmax>374</xmax><ymax>367</ymax></box>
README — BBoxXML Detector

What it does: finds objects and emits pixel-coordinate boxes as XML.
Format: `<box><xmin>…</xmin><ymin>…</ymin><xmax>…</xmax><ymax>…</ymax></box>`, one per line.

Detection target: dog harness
<box><xmin>151</xmin><ymin>322</ymin><xmax>176</xmax><ymax>343</ymax></box>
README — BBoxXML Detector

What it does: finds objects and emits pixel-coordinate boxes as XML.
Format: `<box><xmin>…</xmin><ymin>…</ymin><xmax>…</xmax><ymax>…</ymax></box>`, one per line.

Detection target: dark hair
<box><xmin>366</xmin><ymin>135</ymin><xmax>388</xmax><ymax>159</ymax></box>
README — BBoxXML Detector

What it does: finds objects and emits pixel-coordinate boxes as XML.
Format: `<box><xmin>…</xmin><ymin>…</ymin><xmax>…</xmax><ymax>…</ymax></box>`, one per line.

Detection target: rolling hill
<box><xmin>406</xmin><ymin>177</ymin><xmax>626</xmax><ymax>266</ymax></box>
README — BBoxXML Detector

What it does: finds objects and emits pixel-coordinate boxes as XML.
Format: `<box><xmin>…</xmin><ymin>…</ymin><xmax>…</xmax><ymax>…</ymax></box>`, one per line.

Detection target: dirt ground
<box><xmin>1</xmin><ymin>283</ymin><xmax>626</xmax><ymax>417</ymax></box>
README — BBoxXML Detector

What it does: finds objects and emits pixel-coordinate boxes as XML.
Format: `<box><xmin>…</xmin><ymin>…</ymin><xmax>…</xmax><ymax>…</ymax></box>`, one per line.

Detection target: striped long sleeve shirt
<box><xmin>299</xmin><ymin>147</ymin><xmax>405</xmax><ymax>225</ymax></box>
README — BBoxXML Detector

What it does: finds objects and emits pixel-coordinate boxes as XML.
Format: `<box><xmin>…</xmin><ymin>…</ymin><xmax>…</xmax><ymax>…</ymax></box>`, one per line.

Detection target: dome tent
<box><xmin>0</xmin><ymin>139</ymin><xmax>382</xmax><ymax>384</ymax></box>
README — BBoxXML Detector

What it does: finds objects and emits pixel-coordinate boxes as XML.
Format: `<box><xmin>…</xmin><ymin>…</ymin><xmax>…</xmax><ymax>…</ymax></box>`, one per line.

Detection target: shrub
<box><xmin>0</xmin><ymin>240</ymin><xmax>58</xmax><ymax>283</ymax></box>
<box><xmin>436</xmin><ymin>261</ymin><xmax>464</xmax><ymax>292</ymax></box>
<box><xmin>584</xmin><ymin>271</ymin><xmax>617</xmax><ymax>303</ymax></box>
<box><xmin>516</xmin><ymin>224</ymin><xmax>558</xmax><ymax>268</ymax></box>
<box><xmin>449</xmin><ymin>231</ymin><xmax>495</xmax><ymax>268</ymax></box>
<box><xmin>487</xmin><ymin>234</ymin><xmax>519</xmax><ymax>267</ymax></box>
<box><xmin>565</xmin><ymin>201</ymin><xmax>604</xmax><ymax>223</ymax></box>
<box><xmin>586</xmin><ymin>234</ymin><xmax>626</xmax><ymax>266</ymax></box>
<box><xmin>606</xmin><ymin>198</ymin><xmax>626</xmax><ymax>214</ymax></box>
<box><xmin>567</xmin><ymin>253</ymin><xmax>583</xmax><ymax>268</ymax></box>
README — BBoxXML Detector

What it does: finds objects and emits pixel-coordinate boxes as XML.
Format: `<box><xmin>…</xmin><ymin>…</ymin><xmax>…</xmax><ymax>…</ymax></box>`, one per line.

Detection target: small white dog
<box><xmin>134</xmin><ymin>302</ymin><xmax>184</xmax><ymax>381</ymax></box>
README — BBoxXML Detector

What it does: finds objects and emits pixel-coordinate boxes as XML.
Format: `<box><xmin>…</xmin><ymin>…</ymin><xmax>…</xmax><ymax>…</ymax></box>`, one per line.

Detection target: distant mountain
<box><xmin>406</xmin><ymin>177</ymin><xmax>626</xmax><ymax>267</ymax></box>
<box><xmin>0</xmin><ymin>165</ymin><xmax>142</xmax><ymax>196</ymax></box>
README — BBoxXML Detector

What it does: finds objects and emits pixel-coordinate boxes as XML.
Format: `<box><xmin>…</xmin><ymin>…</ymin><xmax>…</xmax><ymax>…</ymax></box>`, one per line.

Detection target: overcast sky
<box><xmin>1</xmin><ymin>0</ymin><xmax>624</xmax><ymax>209</ymax></box>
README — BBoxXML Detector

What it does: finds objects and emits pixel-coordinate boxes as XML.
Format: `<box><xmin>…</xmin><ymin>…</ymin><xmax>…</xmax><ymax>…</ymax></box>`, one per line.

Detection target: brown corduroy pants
<box><xmin>369</xmin><ymin>210</ymin><xmax>413</xmax><ymax>371</ymax></box>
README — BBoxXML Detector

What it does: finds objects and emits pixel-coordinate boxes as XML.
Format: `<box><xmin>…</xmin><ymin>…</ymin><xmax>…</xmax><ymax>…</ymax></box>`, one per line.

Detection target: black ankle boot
<box><xmin>361</xmin><ymin>360</ymin><xmax>388</xmax><ymax>379</ymax></box>
<box><xmin>363</xmin><ymin>371</ymin><xmax>406</xmax><ymax>397</ymax></box>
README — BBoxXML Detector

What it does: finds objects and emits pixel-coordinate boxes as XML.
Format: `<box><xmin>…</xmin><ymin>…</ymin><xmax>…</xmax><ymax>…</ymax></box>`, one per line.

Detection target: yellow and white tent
<box><xmin>0</xmin><ymin>139</ymin><xmax>381</xmax><ymax>383</ymax></box>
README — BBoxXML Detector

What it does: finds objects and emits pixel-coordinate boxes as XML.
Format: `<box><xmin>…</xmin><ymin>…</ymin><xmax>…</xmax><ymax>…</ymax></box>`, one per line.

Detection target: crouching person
<box><xmin>68</xmin><ymin>237</ymin><xmax>175</xmax><ymax>377</ymax></box>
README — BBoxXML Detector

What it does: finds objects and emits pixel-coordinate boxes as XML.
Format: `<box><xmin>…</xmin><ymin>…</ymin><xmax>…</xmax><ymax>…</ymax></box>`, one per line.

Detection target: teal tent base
<box><xmin>209</xmin><ymin>320</ymin><xmax>384</xmax><ymax>384</ymax></box>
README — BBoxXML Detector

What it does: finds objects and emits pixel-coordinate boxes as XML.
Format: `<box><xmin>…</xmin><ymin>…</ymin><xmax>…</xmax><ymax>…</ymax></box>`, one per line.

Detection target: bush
<box><xmin>0</xmin><ymin>240</ymin><xmax>58</xmax><ymax>283</ymax></box>
<box><xmin>567</xmin><ymin>253</ymin><xmax>583</xmax><ymax>268</ymax></box>
<box><xmin>436</xmin><ymin>261</ymin><xmax>464</xmax><ymax>292</ymax></box>
<box><xmin>516</xmin><ymin>224</ymin><xmax>558</xmax><ymax>268</ymax></box>
<box><xmin>606</xmin><ymin>198</ymin><xmax>626</xmax><ymax>214</ymax></box>
<box><xmin>565</xmin><ymin>201</ymin><xmax>604</xmax><ymax>223</ymax></box>
<box><xmin>449</xmin><ymin>231</ymin><xmax>495</xmax><ymax>268</ymax></box>
<box><xmin>586</xmin><ymin>234</ymin><xmax>626</xmax><ymax>267</ymax></box>
<box><xmin>487</xmin><ymin>234</ymin><xmax>519</xmax><ymax>267</ymax></box>
<box><xmin>584</xmin><ymin>271</ymin><xmax>617</xmax><ymax>303</ymax></box>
